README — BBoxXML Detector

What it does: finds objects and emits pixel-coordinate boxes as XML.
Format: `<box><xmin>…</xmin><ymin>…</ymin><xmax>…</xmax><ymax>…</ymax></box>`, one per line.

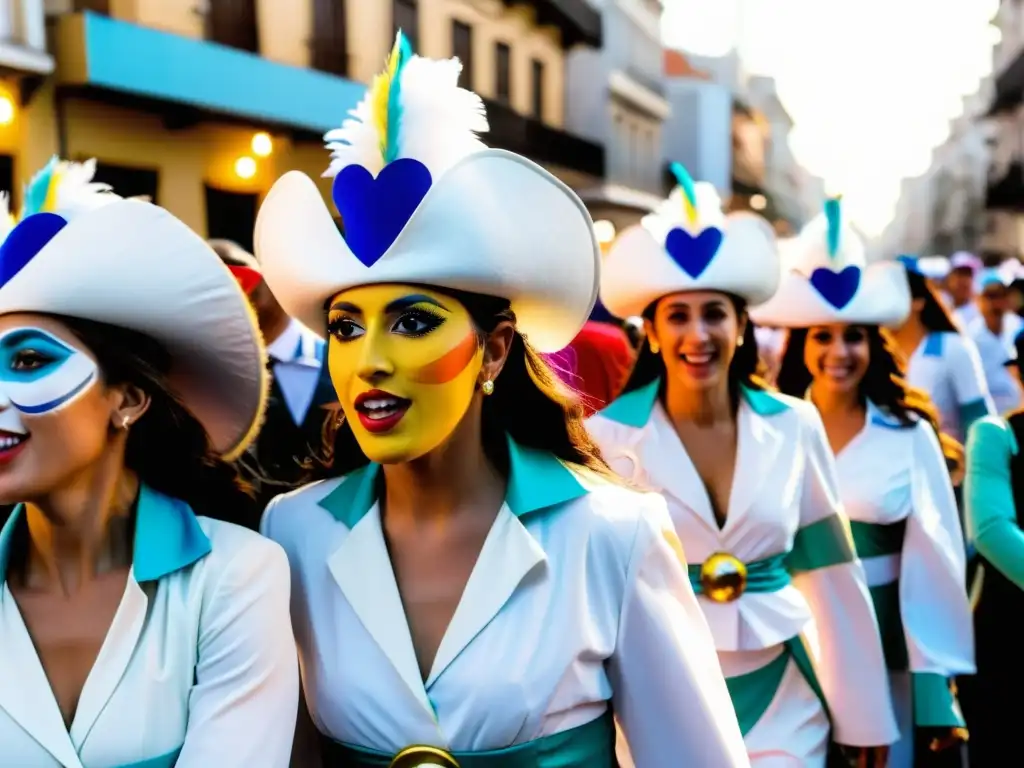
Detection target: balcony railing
<box><xmin>484</xmin><ymin>98</ymin><xmax>604</xmax><ymax>178</ymax></box>
<box><xmin>499</xmin><ymin>0</ymin><xmax>601</xmax><ymax>48</ymax></box>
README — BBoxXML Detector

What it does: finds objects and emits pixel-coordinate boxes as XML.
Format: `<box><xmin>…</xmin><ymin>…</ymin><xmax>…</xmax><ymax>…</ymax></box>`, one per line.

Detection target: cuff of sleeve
<box><xmin>912</xmin><ymin>673</ymin><xmax>966</xmax><ymax>728</ymax></box>
<box><xmin>785</xmin><ymin>514</ymin><xmax>855</xmax><ymax>574</ymax></box>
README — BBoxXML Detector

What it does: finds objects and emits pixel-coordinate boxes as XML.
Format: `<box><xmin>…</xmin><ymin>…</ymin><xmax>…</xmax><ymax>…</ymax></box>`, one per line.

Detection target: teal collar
<box><xmin>867</xmin><ymin>400</ymin><xmax>904</xmax><ymax>429</ymax></box>
<box><xmin>0</xmin><ymin>483</ymin><xmax>212</xmax><ymax>585</ymax></box>
<box><xmin>599</xmin><ymin>378</ymin><xmax>791</xmax><ymax>428</ymax></box>
<box><xmin>317</xmin><ymin>435</ymin><xmax>589</xmax><ymax>529</ymax></box>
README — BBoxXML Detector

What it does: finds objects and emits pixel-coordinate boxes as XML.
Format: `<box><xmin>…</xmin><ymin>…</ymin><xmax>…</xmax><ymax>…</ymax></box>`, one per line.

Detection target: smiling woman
<box><xmin>255</xmin><ymin>30</ymin><xmax>749</xmax><ymax>768</ymax></box>
<box><xmin>759</xmin><ymin>201</ymin><xmax>973</xmax><ymax>768</ymax></box>
<box><xmin>0</xmin><ymin>158</ymin><xmax>299</xmax><ymax>767</ymax></box>
<box><xmin>588</xmin><ymin>174</ymin><xmax>901</xmax><ymax>766</ymax></box>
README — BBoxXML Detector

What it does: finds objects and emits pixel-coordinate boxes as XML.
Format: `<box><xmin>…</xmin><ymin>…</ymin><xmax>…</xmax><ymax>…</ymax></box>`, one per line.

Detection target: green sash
<box><xmin>320</xmin><ymin>712</ymin><xmax>614</xmax><ymax>767</ymax></box>
<box><xmin>687</xmin><ymin>552</ymin><xmax>791</xmax><ymax>596</ymax></box>
<box><xmin>116</xmin><ymin>746</ymin><xmax>181</xmax><ymax>768</ymax></box>
<box><xmin>724</xmin><ymin>637</ymin><xmax>829</xmax><ymax>736</ymax></box>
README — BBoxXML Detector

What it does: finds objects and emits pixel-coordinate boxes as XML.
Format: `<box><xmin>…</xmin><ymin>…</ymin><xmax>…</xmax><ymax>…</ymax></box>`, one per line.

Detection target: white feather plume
<box><xmin>323</xmin><ymin>53</ymin><xmax>488</xmax><ymax>180</ymax></box>
<box><xmin>641</xmin><ymin>182</ymin><xmax>725</xmax><ymax>243</ymax></box>
<box><xmin>51</xmin><ymin>158</ymin><xmax>121</xmax><ymax>219</ymax></box>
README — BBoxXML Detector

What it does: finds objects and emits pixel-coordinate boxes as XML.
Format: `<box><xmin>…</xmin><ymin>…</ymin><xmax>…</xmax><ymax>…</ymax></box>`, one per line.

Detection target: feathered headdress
<box><xmin>321</xmin><ymin>30</ymin><xmax>490</xmax><ymax>268</ymax></box>
<box><xmin>0</xmin><ymin>157</ymin><xmax>121</xmax><ymax>286</ymax></box>
<box><xmin>641</xmin><ymin>162</ymin><xmax>725</xmax><ymax>244</ymax></box>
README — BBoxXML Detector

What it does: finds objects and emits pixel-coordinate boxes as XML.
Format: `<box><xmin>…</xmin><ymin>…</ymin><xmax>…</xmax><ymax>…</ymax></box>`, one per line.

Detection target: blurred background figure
<box><xmin>965</xmin><ymin>269</ymin><xmax>1024</xmax><ymax>414</ymax></box>
<box><xmin>210</xmin><ymin>239</ymin><xmax>337</xmax><ymax>512</ymax></box>
<box><xmin>946</xmin><ymin>252</ymin><xmax>983</xmax><ymax>328</ymax></box>
<box><xmin>546</xmin><ymin>299</ymin><xmax>637</xmax><ymax>417</ymax></box>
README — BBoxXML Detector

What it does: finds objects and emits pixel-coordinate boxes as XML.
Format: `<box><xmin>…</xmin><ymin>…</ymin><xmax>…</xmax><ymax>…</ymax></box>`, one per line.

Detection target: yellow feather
<box><xmin>41</xmin><ymin>165</ymin><xmax>65</xmax><ymax>213</ymax></box>
<box><xmin>682</xmin><ymin>195</ymin><xmax>697</xmax><ymax>226</ymax></box>
<box><xmin>371</xmin><ymin>36</ymin><xmax>404</xmax><ymax>159</ymax></box>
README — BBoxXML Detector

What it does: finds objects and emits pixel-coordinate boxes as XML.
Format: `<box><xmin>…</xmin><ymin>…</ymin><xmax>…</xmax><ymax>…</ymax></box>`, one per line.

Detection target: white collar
<box><xmin>267</xmin><ymin>320</ymin><xmax>320</xmax><ymax>366</ymax></box>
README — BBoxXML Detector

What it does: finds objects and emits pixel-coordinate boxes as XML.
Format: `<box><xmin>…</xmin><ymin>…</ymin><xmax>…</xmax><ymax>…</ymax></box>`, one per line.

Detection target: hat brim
<box><xmin>750</xmin><ymin>261</ymin><xmax>911</xmax><ymax>328</ymax></box>
<box><xmin>600</xmin><ymin>211</ymin><xmax>779</xmax><ymax>319</ymax></box>
<box><xmin>254</xmin><ymin>149</ymin><xmax>599</xmax><ymax>354</ymax></box>
<box><xmin>0</xmin><ymin>200</ymin><xmax>268</xmax><ymax>460</ymax></box>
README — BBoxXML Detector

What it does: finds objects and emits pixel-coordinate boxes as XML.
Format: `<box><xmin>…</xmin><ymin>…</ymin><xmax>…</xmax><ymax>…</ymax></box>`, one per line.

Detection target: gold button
<box><xmin>699</xmin><ymin>552</ymin><xmax>748</xmax><ymax>602</ymax></box>
<box><xmin>390</xmin><ymin>745</ymin><xmax>460</xmax><ymax>768</ymax></box>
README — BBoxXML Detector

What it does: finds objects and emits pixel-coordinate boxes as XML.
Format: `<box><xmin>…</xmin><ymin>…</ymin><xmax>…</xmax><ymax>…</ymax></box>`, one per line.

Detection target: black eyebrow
<box><xmin>329</xmin><ymin>301</ymin><xmax>361</xmax><ymax>314</ymax></box>
<box><xmin>385</xmin><ymin>294</ymin><xmax>449</xmax><ymax>314</ymax></box>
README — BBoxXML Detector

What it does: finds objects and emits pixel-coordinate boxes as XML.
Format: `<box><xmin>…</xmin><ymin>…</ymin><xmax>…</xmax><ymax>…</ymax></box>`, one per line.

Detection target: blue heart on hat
<box><xmin>331</xmin><ymin>158</ymin><xmax>433</xmax><ymax>268</ymax></box>
<box><xmin>665</xmin><ymin>226</ymin><xmax>723</xmax><ymax>279</ymax></box>
<box><xmin>810</xmin><ymin>265</ymin><xmax>861</xmax><ymax>309</ymax></box>
<box><xmin>0</xmin><ymin>213</ymin><xmax>68</xmax><ymax>289</ymax></box>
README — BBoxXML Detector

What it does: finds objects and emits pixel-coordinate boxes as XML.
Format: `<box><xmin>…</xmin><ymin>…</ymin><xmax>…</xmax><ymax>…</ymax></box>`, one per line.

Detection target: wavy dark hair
<box><xmin>619</xmin><ymin>293</ymin><xmax>767</xmax><ymax>409</ymax></box>
<box><xmin>905</xmin><ymin>267</ymin><xmax>959</xmax><ymax>333</ymax></box>
<box><xmin>312</xmin><ymin>290</ymin><xmax>612</xmax><ymax>480</ymax></box>
<box><xmin>777</xmin><ymin>325</ymin><xmax>963</xmax><ymax>472</ymax></box>
<box><xmin>55</xmin><ymin>315</ymin><xmax>258</xmax><ymax>528</ymax></box>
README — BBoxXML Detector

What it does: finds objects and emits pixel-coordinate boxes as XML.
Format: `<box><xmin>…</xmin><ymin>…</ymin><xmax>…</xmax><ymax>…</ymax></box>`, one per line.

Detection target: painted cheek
<box><xmin>0</xmin><ymin>355</ymin><xmax>98</xmax><ymax>416</ymax></box>
<box><xmin>410</xmin><ymin>331</ymin><xmax>481</xmax><ymax>384</ymax></box>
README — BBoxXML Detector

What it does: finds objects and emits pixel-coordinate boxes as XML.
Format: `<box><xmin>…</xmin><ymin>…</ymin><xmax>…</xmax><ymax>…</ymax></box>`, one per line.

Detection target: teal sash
<box><xmin>320</xmin><ymin>712</ymin><xmax>614</xmax><ymax>767</ymax></box>
<box><xmin>116</xmin><ymin>746</ymin><xmax>181</xmax><ymax>767</ymax></box>
<box><xmin>725</xmin><ymin>637</ymin><xmax>829</xmax><ymax>736</ymax></box>
<box><xmin>687</xmin><ymin>552</ymin><xmax>791</xmax><ymax>596</ymax></box>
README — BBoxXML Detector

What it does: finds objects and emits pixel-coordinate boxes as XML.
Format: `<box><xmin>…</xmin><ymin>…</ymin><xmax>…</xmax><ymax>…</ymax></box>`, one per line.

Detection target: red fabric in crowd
<box><xmin>547</xmin><ymin>321</ymin><xmax>636</xmax><ymax>417</ymax></box>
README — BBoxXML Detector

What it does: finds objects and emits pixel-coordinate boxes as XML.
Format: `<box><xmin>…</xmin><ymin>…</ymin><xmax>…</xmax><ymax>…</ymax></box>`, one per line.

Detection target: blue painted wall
<box><xmin>79</xmin><ymin>12</ymin><xmax>366</xmax><ymax>134</ymax></box>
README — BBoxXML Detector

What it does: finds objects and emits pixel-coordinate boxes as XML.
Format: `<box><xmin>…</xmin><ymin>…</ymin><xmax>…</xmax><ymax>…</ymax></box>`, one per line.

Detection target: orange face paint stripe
<box><xmin>411</xmin><ymin>331</ymin><xmax>479</xmax><ymax>384</ymax></box>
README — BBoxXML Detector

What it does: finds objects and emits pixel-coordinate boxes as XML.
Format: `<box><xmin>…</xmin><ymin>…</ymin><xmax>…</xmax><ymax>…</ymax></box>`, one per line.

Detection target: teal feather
<box><xmin>384</xmin><ymin>32</ymin><xmax>414</xmax><ymax>165</ymax></box>
<box><xmin>824</xmin><ymin>197</ymin><xmax>841</xmax><ymax>258</ymax></box>
<box><xmin>669</xmin><ymin>161</ymin><xmax>698</xmax><ymax>208</ymax></box>
<box><xmin>22</xmin><ymin>155</ymin><xmax>59</xmax><ymax>217</ymax></box>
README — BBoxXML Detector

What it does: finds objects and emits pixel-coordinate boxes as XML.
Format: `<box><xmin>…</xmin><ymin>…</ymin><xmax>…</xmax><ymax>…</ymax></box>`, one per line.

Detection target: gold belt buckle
<box><xmin>389</xmin><ymin>745</ymin><xmax>461</xmax><ymax>768</ymax></box>
<box><xmin>699</xmin><ymin>552</ymin><xmax>748</xmax><ymax>603</ymax></box>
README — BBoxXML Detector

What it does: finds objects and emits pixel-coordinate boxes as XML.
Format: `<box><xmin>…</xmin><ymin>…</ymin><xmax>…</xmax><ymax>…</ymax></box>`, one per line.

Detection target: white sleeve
<box><xmin>609</xmin><ymin>496</ymin><xmax>750</xmax><ymax>767</ymax></box>
<box><xmin>901</xmin><ymin>422</ymin><xmax>974</xmax><ymax>676</ymax></box>
<box><xmin>948</xmin><ymin>335</ymin><xmax>995</xmax><ymax>411</ymax></box>
<box><xmin>176</xmin><ymin>540</ymin><xmax>300</xmax><ymax>767</ymax></box>
<box><xmin>786</xmin><ymin>404</ymin><xmax>899</xmax><ymax>747</ymax></box>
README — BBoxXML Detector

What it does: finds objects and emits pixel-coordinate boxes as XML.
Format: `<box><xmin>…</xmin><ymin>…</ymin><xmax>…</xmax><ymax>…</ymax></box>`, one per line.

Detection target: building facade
<box><xmin>984</xmin><ymin>0</ymin><xmax>1024</xmax><ymax>259</ymax></box>
<box><xmin>6</xmin><ymin>0</ymin><xmax>602</xmax><ymax>249</ymax></box>
<box><xmin>661</xmin><ymin>48</ymin><xmax>731</xmax><ymax>194</ymax></box>
<box><xmin>564</xmin><ymin>0</ymin><xmax>667</xmax><ymax>233</ymax></box>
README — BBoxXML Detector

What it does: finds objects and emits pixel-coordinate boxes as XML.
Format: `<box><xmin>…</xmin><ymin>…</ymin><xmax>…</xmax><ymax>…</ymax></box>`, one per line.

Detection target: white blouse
<box><xmin>587</xmin><ymin>382</ymin><xmax>899</xmax><ymax>748</ymax></box>
<box><xmin>261</xmin><ymin>437</ymin><xmax>750</xmax><ymax>767</ymax></box>
<box><xmin>0</xmin><ymin>485</ymin><xmax>299</xmax><ymax>768</ymax></box>
<box><xmin>834</xmin><ymin>402</ymin><xmax>974</xmax><ymax>680</ymax></box>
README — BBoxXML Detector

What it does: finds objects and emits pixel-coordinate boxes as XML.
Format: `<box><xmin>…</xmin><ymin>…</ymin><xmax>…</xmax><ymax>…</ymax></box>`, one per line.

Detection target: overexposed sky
<box><xmin>661</xmin><ymin>0</ymin><xmax>1000</xmax><ymax>236</ymax></box>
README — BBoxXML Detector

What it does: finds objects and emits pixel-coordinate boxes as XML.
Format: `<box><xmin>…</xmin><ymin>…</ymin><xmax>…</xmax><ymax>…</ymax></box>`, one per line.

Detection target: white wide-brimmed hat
<box><xmin>254</xmin><ymin>32</ymin><xmax>598</xmax><ymax>354</ymax></box>
<box><xmin>598</xmin><ymin>163</ymin><xmax>779</xmax><ymax>319</ymax></box>
<box><xmin>750</xmin><ymin>198</ymin><xmax>910</xmax><ymax>328</ymax></box>
<box><xmin>0</xmin><ymin>158</ymin><xmax>267</xmax><ymax>460</ymax></box>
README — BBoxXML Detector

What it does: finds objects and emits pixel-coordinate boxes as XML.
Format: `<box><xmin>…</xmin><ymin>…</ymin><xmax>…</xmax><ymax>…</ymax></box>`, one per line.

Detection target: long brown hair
<box><xmin>777</xmin><ymin>325</ymin><xmax>963</xmax><ymax>471</ymax></box>
<box><xmin>312</xmin><ymin>290</ymin><xmax>612</xmax><ymax>480</ymax></box>
<box><xmin>904</xmin><ymin>267</ymin><xmax>959</xmax><ymax>333</ymax></box>
<box><xmin>619</xmin><ymin>293</ymin><xmax>768</xmax><ymax>408</ymax></box>
<box><xmin>57</xmin><ymin>315</ymin><xmax>259</xmax><ymax>527</ymax></box>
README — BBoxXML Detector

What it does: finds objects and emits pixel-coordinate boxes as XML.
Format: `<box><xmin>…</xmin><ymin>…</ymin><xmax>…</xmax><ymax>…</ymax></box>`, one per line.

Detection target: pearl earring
<box><xmin>481</xmin><ymin>380</ymin><xmax>495</xmax><ymax>395</ymax></box>
<box><xmin>649</xmin><ymin>341</ymin><xmax>660</xmax><ymax>354</ymax></box>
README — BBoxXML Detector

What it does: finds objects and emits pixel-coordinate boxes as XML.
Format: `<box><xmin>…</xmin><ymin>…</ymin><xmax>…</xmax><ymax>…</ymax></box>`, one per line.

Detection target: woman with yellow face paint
<box><xmin>256</xmin><ymin>30</ymin><xmax>749</xmax><ymax>768</ymax></box>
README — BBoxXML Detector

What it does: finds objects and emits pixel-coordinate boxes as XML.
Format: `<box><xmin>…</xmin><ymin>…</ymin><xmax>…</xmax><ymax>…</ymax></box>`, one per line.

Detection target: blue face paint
<box><xmin>0</xmin><ymin>327</ymin><xmax>98</xmax><ymax>415</ymax></box>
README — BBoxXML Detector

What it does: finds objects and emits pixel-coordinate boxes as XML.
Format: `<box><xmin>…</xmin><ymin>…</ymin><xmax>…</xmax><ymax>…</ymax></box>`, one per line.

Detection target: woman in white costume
<box><xmin>757</xmin><ymin>201</ymin><xmax>974</xmax><ymax>768</ymax></box>
<box><xmin>0</xmin><ymin>158</ymin><xmax>298</xmax><ymax>767</ymax></box>
<box><xmin>587</xmin><ymin>168</ymin><xmax>898</xmax><ymax>767</ymax></box>
<box><xmin>891</xmin><ymin>256</ymin><xmax>994</xmax><ymax>447</ymax></box>
<box><xmin>255</xmin><ymin>34</ymin><xmax>747</xmax><ymax>768</ymax></box>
